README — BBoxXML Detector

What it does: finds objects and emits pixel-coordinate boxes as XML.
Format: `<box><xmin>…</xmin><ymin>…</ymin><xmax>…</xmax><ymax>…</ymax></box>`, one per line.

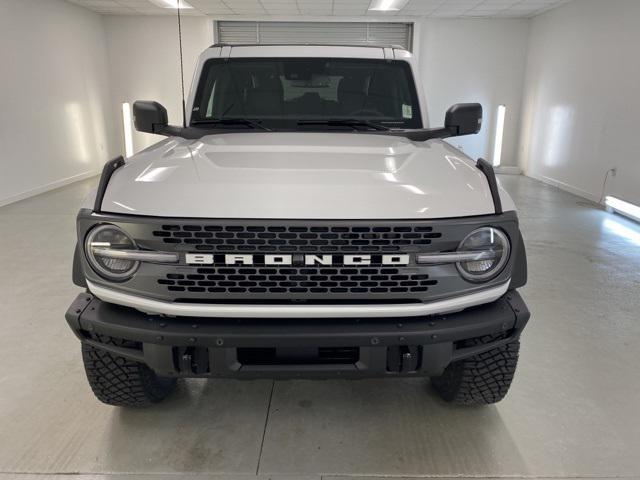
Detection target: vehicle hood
<box><xmin>101</xmin><ymin>132</ymin><xmax>509</xmax><ymax>219</ymax></box>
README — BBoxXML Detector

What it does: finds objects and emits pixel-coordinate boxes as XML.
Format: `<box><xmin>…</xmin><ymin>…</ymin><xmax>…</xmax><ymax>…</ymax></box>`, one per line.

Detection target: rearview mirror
<box><xmin>133</xmin><ymin>101</ymin><xmax>168</xmax><ymax>134</ymax></box>
<box><xmin>444</xmin><ymin>103</ymin><xmax>482</xmax><ymax>136</ymax></box>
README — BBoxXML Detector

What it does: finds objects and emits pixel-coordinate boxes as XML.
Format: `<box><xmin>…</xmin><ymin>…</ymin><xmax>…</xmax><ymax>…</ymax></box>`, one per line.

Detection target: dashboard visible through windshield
<box><xmin>190</xmin><ymin>57</ymin><xmax>422</xmax><ymax>131</ymax></box>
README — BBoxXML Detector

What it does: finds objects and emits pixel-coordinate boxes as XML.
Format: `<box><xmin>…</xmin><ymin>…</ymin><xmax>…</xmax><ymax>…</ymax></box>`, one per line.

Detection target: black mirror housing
<box><xmin>445</xmin><ymin>103</ymin><xmax>483</xmax><ymax>136</ymax></box>
<box><xmin>133</xmin><ymin>101</ymin><xmax>168</xmax><ymax>134</ymax></box>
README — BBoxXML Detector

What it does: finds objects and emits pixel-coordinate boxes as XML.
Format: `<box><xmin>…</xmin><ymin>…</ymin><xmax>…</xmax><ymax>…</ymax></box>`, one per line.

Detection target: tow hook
<box><xmin>387</xmin><ymin>345</ymin><xmax>421</xmax><ymax>373</ymax></box>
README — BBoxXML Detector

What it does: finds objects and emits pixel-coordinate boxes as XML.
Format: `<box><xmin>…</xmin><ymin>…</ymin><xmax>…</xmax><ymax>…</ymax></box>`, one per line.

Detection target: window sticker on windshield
<box><xmin>402</xmin><ymin>104</ymin><xmax>413</xmax><ymax>119</ymax></box>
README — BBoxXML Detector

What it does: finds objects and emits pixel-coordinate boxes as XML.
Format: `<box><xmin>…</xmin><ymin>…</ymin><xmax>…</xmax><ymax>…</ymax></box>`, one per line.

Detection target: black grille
<box><xmin>157</xmin><ymin>265</ymin><xmax>437</xmax><ymax>295</ymax></box>
<box><xmin>152</xmin><ymin>224</ymin><xmax>442</xmax><ymax>252</ymax></box>
<box><xmin>80</xmin><ymin>211</ymin><xmax>519</xmax><ymax>304</ymax></box>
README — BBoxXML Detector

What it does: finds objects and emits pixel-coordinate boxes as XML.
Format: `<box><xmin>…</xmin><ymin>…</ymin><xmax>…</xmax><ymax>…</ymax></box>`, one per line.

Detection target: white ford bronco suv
<box><xmin>66</xmin><ymin>44</ymin><xmax>529</xmax><ymax>407</ymax></box>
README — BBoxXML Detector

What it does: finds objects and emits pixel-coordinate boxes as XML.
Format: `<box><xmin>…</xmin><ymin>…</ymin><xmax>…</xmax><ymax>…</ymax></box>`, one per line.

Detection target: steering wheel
<box><xmin>346</xmin><ymin>108</ymin><xmax>385</xmax><ymax>117</ymax></box>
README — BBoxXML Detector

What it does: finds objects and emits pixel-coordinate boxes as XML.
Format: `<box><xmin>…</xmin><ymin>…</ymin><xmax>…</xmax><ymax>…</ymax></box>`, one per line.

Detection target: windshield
<box><xmin>190</xmin><ymin>57</ymin><xmax>422</xmax><ymax>130</ymax></box>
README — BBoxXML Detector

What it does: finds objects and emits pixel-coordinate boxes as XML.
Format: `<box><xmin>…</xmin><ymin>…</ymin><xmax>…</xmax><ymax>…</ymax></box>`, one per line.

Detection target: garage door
<box><xmin>216</xmin><ymin>21</ymin><xmax>413</xmax><ymax>51</ymax></box>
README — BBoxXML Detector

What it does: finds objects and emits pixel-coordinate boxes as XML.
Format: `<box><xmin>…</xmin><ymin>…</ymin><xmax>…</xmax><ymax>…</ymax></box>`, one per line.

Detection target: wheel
<box><xmin>81</xmin><ymin>335</ymin><xmax>176</xmax><ymax>407</ymax></box>
<box><xmin>431</xmin><ymin>334</ymin><xmax>520</xmax><ymax>405</ymax></box>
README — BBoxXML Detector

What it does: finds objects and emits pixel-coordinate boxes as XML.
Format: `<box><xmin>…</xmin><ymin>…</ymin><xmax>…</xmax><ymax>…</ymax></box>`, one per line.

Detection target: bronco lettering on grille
<box><xmin>185</xmin><ymin>254</ymin><xmax>410</xmax><ymax>266</ymax></box>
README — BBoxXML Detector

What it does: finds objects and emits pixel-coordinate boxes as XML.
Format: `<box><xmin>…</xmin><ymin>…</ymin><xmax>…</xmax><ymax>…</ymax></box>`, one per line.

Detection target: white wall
<box><xmin>417</xmin><ymin>19</ymin><xmax>529</xmax><ymax>167</ymax></box>
<box><xmin>518</xmin><ymin>0</ymin><xmax>640</xmax><ymax>205</ymax></box>
<box><xmin>0</xmin><ymin>0</ymin><xmax>119</xmax><ymax>206</ymax></box>
<box><xmin>104</xmin><ymin>16</ymin><xmax>213</xmax><ymax>153</ymax></box>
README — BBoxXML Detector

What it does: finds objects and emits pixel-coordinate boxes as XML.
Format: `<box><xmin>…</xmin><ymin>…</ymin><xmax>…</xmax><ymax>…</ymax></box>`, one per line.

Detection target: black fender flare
<box><xmin>72</xmin><ymin>243</ymin><xmax>87</xmax><ymax>288</ymax></box>
<box><xmin>510</xmin><ymin>230</ymin><xmax>527</xmax><ymax>289</ymax></box>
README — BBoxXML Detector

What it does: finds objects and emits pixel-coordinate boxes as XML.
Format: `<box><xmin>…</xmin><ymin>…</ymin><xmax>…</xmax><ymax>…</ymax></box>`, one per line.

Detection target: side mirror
<box><xmin>444</xmin><ymin>103</ymin><xmax>482</xmax><ymax>136</ymax></box>
<box><xmin>133</xmin><ymin>101</ymin><xmax>168</xmax><ymax>134</ymax></box>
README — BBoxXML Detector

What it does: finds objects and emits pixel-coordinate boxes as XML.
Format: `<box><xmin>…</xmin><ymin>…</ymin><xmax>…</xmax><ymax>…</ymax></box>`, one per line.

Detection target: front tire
<box><xmin>431</xmin><ymin>335</ymin><xmax>520</xmax><ymax>405</ymax></box>
<box><xmin>81</xmin><ymin>336</ymin><xmax>176</xmax><ymax>407</ymax></box>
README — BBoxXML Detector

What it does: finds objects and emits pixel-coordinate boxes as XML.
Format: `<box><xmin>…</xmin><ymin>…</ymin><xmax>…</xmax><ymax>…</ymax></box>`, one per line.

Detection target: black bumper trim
<box><xmin>66</xmin><ymin>291</ymin><xmax>529</xmax><ymax>379</ymax></box>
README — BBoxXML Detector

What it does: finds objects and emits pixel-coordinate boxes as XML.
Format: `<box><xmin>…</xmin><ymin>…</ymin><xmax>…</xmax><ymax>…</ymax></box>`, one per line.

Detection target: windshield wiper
<box><xmin>297</xmin><ymin>119</ymin><xmax>390</xmax><ymax>131</ymax></box>
<box><xmin>192</xmin><ymin>118</ymin><xmax>271</xmax><ymax>131</ymax></box>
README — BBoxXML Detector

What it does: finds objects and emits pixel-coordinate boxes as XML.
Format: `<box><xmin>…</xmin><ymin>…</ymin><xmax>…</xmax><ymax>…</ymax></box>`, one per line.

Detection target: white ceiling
<box><xmin>66</xmin><ymin>0</ymin><xmax>573</xmax><ymax>18</ymax></box>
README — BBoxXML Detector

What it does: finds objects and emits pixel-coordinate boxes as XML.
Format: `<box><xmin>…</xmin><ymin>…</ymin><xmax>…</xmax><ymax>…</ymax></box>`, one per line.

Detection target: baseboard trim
<box><xmin>495</xmin><ymin>166</ymin><xmax>522</xmax><ymax>175</ymax></box>
<box><xmin>526</xmin><ymin>172</ymin><xmax>600</xmax><ymax>203</ymax></box>
<box><xmin>0</xmin><ymin>170</ymin><xmax>100</xmax><ymax>208</ymax></box>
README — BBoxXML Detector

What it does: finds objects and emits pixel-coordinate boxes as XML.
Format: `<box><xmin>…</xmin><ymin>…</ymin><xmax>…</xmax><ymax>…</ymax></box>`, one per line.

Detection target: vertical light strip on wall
<box><xmin>122</xmin><ymin>102</ymin><xmax>134</xmax><ymax>158</ymax></box>
<box><xmin>492</xmin><ymin>104</ymin><xmax>506</xmax><ymax>167</ymax></box>
<box><xmin>605</xmin><ymin>196</ymin><xmax>640</xmax><ymax>224</ymax></box>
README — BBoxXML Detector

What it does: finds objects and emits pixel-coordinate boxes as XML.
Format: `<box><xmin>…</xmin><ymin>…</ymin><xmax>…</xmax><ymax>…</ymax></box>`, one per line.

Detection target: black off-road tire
<box><xmin>431</xmin><ymin>334</ymin><xmax>520</xmax><ymax>405</ymax></box>
<box><xmin>81</xmin><ymin>336</ymin><xmax>176</xmax><ymax>407</ymax></box>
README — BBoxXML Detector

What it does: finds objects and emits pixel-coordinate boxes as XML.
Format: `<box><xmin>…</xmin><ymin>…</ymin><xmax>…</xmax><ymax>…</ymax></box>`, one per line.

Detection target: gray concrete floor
<box><xmin>1</xmin><ymin>175</ymin><xmax>639</xmax><ymax>480</ymax></box>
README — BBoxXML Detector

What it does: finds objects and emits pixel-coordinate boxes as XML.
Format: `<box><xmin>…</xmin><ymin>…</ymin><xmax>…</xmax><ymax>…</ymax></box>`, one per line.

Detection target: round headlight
<box><xmin>85</xmin><ymin>224</ymin><xmax>139</xmax><ymax>280</ymax></box>
<box><xmin>456</xmin><ymin>227</ymin><xmax>510</xmax><ymax>282</ymax></box>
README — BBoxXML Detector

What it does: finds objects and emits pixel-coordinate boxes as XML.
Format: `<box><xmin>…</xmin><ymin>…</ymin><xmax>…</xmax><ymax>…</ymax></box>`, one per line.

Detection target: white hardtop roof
<box><xmin>203</xmin><ymin>43</ymin><xmax>413</xmax><ymax>60</ymax></box>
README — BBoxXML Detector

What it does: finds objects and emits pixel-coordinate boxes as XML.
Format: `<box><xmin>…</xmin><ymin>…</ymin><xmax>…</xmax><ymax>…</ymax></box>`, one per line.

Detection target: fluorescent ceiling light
<box><xmin>605</xmin><ymin>196</ymin><xmax>640</xmax><ymax>224</ymax></box>
<box><xmin>368</xmin><ymin>0</ymin><xmax>409</xmax><ymax>11</ymax></box>
<box><xmin>492</xmin><ymin>105</ymin><xmax>506</xmax><ymax>167</ymax></box>
<box><xmin>148</xmin><ymin>0</ymin><xmax>193</xmax><ymax>9</ymax></box>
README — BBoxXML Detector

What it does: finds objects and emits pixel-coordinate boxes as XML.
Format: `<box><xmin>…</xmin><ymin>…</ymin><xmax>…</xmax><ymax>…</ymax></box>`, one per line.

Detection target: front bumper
<box><xmin>65</xmin><ymin>291</ymin><xmax>529</xmax><ymax>379</ymax></box>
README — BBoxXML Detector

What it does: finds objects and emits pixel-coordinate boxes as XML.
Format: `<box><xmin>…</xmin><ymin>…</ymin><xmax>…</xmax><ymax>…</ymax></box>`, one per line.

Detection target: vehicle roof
<box><xmin>210</xmin><ymin>43</ymin><xmax>408</xmax><ymax>50</ymax></box>
<box><xmin>203</xmin><ymin>43</ymin><xmax>413</xmax><ymax>60</ymax></box>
